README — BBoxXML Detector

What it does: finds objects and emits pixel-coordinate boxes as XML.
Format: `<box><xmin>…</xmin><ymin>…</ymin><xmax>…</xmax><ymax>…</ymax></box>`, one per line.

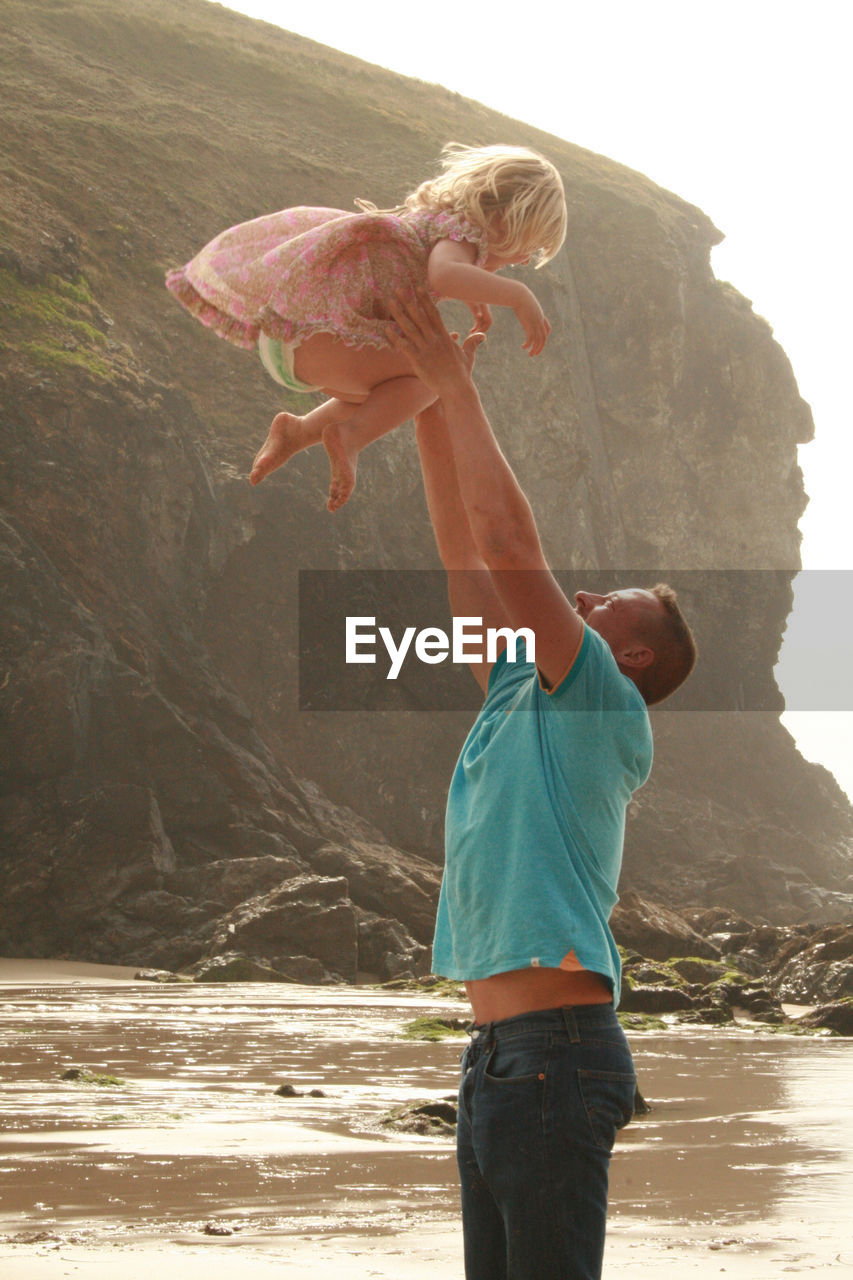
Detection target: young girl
<box><xmin>165</xmin><ymin>143</ymin><xmax>566</xmax><ymax>510</ymax></box>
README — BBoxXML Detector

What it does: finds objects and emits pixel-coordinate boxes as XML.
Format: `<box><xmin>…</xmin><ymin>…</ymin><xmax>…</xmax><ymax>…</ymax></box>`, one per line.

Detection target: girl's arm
<box><xmin>426</xmin><ymin>239</ymin><xmax>550</xmax><ymax>355</ymax></box>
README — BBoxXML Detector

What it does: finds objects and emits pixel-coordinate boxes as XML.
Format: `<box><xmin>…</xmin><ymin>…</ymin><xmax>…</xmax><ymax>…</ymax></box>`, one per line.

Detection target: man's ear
<box><xmin>617</xmin><ymin>644</ymin><xmax>654</xmax><ymax>672</ymax></box>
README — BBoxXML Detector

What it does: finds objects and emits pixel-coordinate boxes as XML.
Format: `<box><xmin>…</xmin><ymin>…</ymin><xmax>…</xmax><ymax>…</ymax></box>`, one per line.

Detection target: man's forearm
<box><xmin>415</xmin><ymin>404</ymin><xmax>482</xmax><ymax>572</ymax></box>
<box><xmin>387</xmin><ymin>290</ymin><xmax>545</xmax><ymax>571</ymax></box>
<box><xmin>438</xmin><ymin>379</ymin><xmax>543</xmax><ymax>570</ymax></box>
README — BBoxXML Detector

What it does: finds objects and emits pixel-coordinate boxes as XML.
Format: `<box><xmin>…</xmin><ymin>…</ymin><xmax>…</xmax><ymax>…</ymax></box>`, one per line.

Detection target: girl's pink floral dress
<box><xmin>165</xmin><ymin>206</ymin><xmax>490</xmax><ymax>352</ymax></box>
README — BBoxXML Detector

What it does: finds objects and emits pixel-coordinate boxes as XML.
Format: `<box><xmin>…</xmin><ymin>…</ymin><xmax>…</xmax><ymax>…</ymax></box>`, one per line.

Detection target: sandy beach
<box><xmin>0</xmin><ymin>960</ymin><xmax>142</xmax><ymax>985</ymax></box>
<box><xmin>1</xmin><ymin>960</ymin><xmax>851</xmax><ymax>1278</ymax></box>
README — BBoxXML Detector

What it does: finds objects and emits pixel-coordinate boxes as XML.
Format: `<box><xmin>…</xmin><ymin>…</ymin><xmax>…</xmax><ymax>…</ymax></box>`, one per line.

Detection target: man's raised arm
<box><xmin>415</xmin><ymin>394</ymin><xmax>514</xmax><ymax>693</ymax></box>
<box><xmin>390</xmin><ymin>295</ymin><xmax>584</xmax><ymax>691</ymax></box>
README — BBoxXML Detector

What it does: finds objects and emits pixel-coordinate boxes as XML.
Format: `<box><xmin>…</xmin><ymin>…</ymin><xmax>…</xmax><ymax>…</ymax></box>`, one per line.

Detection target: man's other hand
<box><xmin>387</xmin><ymin>291</ymin><xmax>485</xmax><ymax>400</ymax></box>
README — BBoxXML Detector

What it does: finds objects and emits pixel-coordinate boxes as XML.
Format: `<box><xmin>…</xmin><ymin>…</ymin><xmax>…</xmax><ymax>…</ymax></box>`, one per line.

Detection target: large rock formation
<box><xmin>1</xmin><ymin>0</ymin><xmax>851</xmax><ymax>975</ymax></box>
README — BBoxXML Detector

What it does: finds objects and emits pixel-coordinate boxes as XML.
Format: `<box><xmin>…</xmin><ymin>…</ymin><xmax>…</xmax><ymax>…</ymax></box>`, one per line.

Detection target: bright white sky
<box><xmin>219</xmin><ymin>0</ymin><xmax>852</xmax><ymax>798</ymax></box>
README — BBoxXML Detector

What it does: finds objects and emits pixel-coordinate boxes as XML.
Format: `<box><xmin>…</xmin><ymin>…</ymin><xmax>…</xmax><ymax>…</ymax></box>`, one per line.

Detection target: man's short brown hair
<box><xmin>632</xmin><ymin>583</ymin><xmax>697</xmax><ymax>706</ymax></box>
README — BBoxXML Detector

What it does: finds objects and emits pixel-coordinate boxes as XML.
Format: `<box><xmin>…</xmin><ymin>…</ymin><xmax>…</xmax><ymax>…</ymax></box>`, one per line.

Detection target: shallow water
<box><xmin>0</xmin><ymin>978</ymin><xmax>851</xmax><ymax>1273</ymax></box>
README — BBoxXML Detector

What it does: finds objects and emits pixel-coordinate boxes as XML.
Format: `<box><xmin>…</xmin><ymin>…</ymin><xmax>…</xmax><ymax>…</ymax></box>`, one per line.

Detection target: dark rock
<box><xmin>168</xmin><ymin>854</ymin><xmax>304</xmax><ymax>908</ymax></box>
<box><xmin>732</xmin><ymin>985</ymin><xmax>784</xmax><ymax>1017</ymax></box>
<box><xmin>707</xmin><ymin>978</ymin><xmax>750</xmax><ymax>1005</ymax></box>
<box><xmin>617</xmin><ymin>1012</ymin><xmax>668</xmax><ymax>1031</ymax></box>
<box><xmin>633</xmin><ymin>1088</ymin><xmax>652</xmax><ymax>1116</ymax></box>
<box><xmin>381</xmin><ymin>1097</ymin><xmax>458</xmax><ymax>1136</ymax></box>
<box><xmin>184</xmin><ymin>952</ymin><xmax>295</xmax><ymax>983</ymax></box>
<box><xmin>745</xmin><ymin>924</ymin><xmax>791</xmax><ymax>957</ymax></box>
<box><xmin>669</xmin><ymin>957</ymin><xmax>728</xmax><ymax>985</ymax></box>
<box><xmin>206</xmin><ymin>876</ymin><xmax>359</xmax><ymax>981</ymax></box>
<box><xmin>679</xmin><ymin>1004</ymin><xmax>735</xmax><ymax>1025</ymax></box>
<box><xmin>126</xmin><ymin>889</ymin><xmax>199</xmax><ymax>926</ymax></box>
<box><xmin>0</xmin><ymin>782</ymin><xmax>178</xmax><ymax>959</ymax></box>
<box><xmin>356</xmin><ymin>908</ymin><xmax>430</xmax><ymax>981</ymax></box>
<box><xmin>696</xmin><ymin>975</ymin><xmax>785</xmax><ymax>1022</ymax></box>
<box><xmin>768</xmin><ymin>925</ymin><xmax>853</xmax><ymax>1004</ymax></box>
<box><xmin>60</xmin><ymin>1068</ymin><xmax>124</xmax><ymax>1085</ymax></box>
<box><xmin>795</xmin><ymin>999</ymin><xmax>853</xmax><ymax>1036</ymax></box>
<box><xmin>623</xmin><ymin>959</ymin><xmax>685</xmax><ymax>985</ymax></box>
<box><xmin>312</xmin><ymin>842</ymin><xmax>440</xmax><ymax>945</ymax></box>
<box><xmin>612</xmin><ymin>893</ymin><xmax>720</xmax><ymax>961</ymax></box>
<box><xmin>801</xmin><ymin>924</ymin><xmax>853</xmax><ymax>963</ymax></box>
<box><xmin>681</xmin><ymin>907</ymin><xmax>757</xmax><ymax>936</ymax></box>
<box><xmin>717</xmin><ymin>950</ymin><xmax>765</xmax><ymax>978</ymax></box>
<box><xmin>808</xmin><ymin>960</ymin><xmax>853</xmax><ymax>1001</ymax></box>
<box><xmin>732</xmin><ymin>983</ymin><xmax>778</xmax><ymax>1013</ymax></box>
<box><xmin>274</xmin><ymin>1083</ymin><xmax>328</xmax><ymax>1098</ymax></box>
<box><xmin>272</xmin><ymin>954</ymin><xmax>333</xmax><ymax>984</ymax></box>
<box><xmin>709</xmin><ymin>932</ymin><xmax>755</xmax><ymax>954</ymax></box>
<box><xmin>134</xmin><ymin>967</ymin><xmax>190</xmax><ymax>983</ymax></box>
<box><xmin>619</xmin><ymin>983</ymin><xmax>696</xmax><ymax>1014</ymax></box>
<box><xmin>769</xmin><ymin>928</ymin><xmax>817</xmax><ymax>963</ymax></box>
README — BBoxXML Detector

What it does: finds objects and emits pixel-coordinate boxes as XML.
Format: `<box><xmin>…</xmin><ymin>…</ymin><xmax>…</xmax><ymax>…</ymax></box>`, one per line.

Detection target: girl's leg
<box><xmin>252</xmin><ymin>333</ymin><xmax>417</xmax><ymax>487</ymax></box>
<box><xmin>293</xmin><ymin>332</ymin><xmax>414</xmax><ymax>394</ymax></box>
<box><xmin>250</xmin><ymin>397</ymin><xmax>353</xmax><ymax>486</ymax></box>
<box><xmin>323</xmin><ymin>375</ymin><xmax>436</xmax><ymax>511</ymax></box>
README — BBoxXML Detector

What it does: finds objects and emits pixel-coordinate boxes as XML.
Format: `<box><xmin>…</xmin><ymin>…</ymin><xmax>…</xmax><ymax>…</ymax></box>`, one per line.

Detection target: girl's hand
<box><xmin>513</xmin><ymin>286</ymin><xmax>551</xmax><ymax>356</ymax></box>
<box><xmin>466</xmin><ymin>301</ymin><xmax>492</xmax><ymax>335</ymax></box>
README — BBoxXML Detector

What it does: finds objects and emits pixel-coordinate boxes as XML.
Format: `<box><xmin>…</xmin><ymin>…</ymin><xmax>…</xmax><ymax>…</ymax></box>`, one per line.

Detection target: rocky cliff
<box><xmin>1</xmin><ymin>0</ymin><xmax>851</xmax><ymax>978</ymax></box>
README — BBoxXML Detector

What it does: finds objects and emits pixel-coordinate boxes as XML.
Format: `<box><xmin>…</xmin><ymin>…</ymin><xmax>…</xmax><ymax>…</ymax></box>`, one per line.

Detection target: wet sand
<box><xmin>1</xmin><ymin>960</ymin><xmax>851</xmax><ymax>1277</ymax></box>
<box><xmin>0</xmin><ymin>959</ymin><xmax>141</xmax><ymax>985</ymax></box>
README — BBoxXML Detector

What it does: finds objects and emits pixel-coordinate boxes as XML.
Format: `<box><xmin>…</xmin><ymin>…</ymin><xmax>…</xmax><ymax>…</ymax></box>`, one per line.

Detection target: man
<box><xmin>388</xmin><ymin>293</ymin><xmax>697</xmax><ymax>1280</ymax></box>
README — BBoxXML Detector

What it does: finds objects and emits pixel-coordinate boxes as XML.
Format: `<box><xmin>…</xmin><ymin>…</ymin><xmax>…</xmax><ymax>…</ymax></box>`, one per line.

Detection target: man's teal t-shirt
<box><xmin>431</xmin><ymin>627</ymin><xmax>653</xmax><ymax>1004</ymax></box>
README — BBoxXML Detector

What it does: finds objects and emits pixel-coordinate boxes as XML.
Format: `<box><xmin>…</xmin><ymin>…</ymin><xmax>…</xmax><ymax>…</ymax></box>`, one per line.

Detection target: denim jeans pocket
<box><xmin>483</xmin><ymin>1034</ymin><xmax>550</xmax><ymax>1084</ymax></box>
<box><xmin>577</xmin><ymin>1068</ymin><xmax>637</xmax><ymax>1150</ymax></box>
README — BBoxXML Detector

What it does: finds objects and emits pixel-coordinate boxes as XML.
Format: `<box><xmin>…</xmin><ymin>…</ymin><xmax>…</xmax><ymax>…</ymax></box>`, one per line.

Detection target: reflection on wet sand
<box><xmin>0</xmin><ymin>967</ymin><xmax>851</xmax><ymax>1277</ymax></box>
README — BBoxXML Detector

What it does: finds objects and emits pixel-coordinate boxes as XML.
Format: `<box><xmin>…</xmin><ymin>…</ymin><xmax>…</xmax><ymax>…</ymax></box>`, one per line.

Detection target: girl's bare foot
<box><xmin>323</xmin><ymin>423</ymin><xmax>359</xmax><ymax>512</ymax></box>
<box><xmin>250</xmin><ymin>412</ymin><xmax>307</xmax><ymax>485</ymax></box>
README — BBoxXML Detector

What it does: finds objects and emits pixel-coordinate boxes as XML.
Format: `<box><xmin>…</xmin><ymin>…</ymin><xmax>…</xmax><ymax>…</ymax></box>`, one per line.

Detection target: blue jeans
<box><xmin>456</xmin><ymin>1005</ymin><xmax>636</xmax><ymax>1280</ymax></box>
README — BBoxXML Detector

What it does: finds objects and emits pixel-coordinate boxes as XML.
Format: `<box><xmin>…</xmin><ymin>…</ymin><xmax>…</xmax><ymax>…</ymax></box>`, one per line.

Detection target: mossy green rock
<box><xmin>381</xmin><ymin>1098</ymin><xmax>458</xmax><ymax>1135</ymax></box>
<box><xmin>401</xmin><ymin>1015</ymin><xmax>469</xmax><ymax>1041</ymax></box>
<box><xmin>669</xmin><ymin>957</ymin><xmax>729</xmax><ymax>985</ymax></box>
<box><xmin>60</xmin><ymin>1068</ymin><xmax>125</xmax><ymax>1086</ymax></box>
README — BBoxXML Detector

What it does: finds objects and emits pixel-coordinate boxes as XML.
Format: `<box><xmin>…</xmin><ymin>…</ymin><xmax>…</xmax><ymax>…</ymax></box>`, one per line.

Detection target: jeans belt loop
<box><xmin>561</xmin><ymin>1005</ymin><xmax>581</xmax><ymax>1043</ymax></box>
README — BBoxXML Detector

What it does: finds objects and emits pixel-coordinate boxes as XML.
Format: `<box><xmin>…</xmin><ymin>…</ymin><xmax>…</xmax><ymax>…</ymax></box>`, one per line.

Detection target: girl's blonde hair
<box><xmin>358</xmin><ymin>143</ymin><xmax>567</xmax><ymax>267</ymax></box>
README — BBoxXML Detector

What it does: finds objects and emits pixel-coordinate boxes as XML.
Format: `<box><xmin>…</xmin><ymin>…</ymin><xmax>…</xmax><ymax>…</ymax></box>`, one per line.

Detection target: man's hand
<box><xmin>387</xmin><ymin>291</ymin><xmax>484</xmax><ymax>401</ymax></box>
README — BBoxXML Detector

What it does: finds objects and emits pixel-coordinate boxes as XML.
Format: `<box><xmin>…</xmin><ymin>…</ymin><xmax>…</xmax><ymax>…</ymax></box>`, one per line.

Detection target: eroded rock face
<box><xmin>614</xmin><ymin>907</ymin><xmax>853</xmax><ymax>1028</ymax></box>
<box><xmin>1</xmin><ymin>0</ymin><xmax>851</xmax><ymax>973</ymax></box>
<box><xmin>797</xmin><ymin>1001</ymin><xmax>853</xmax><ymax>1035</ymax></box>
<box><xmin>611</xmin><ymin>892</ymin><xmax>721</xmax><ymax>960</ymax></box>
<box><xmin>767</xmin><ymin>925</ymin><xmax>853</xmax><ymax>1004</ymax></box>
